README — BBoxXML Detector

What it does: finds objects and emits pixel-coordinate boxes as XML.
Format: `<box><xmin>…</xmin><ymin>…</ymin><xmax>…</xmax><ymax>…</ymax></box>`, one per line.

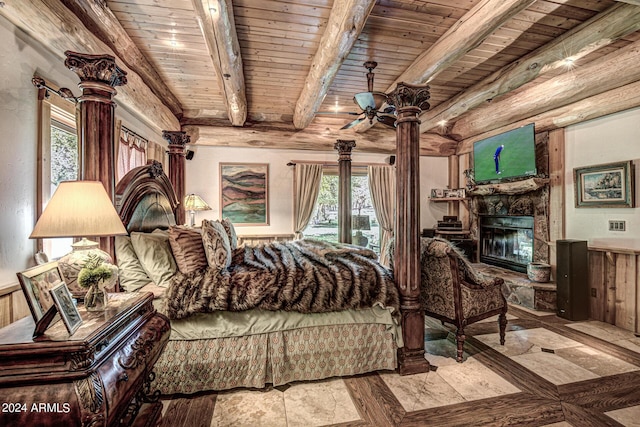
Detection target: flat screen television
<box><xmin>472</xmin><ymin>123</ymin><xmax>537</xmax><ymax>184</ymax></box>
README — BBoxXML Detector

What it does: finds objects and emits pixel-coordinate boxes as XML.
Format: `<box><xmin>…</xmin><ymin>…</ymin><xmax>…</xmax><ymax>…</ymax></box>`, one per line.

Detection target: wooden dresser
<box><xmin>0</xmin><ymin>292</ymin><xmax>170</xmax><ymax>427</ymax></box>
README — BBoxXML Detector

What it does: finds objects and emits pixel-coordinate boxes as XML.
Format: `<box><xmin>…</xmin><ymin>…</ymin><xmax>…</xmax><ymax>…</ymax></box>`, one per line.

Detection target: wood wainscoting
<box><xmin>0</xmin><ymin>284</ymin><xmax>30</xmax><ymax>328</ymax></box>
<box><xmin>588</xmin><ymin>245</ymin><xmax>640</xmax><ymax>334</ymax></box>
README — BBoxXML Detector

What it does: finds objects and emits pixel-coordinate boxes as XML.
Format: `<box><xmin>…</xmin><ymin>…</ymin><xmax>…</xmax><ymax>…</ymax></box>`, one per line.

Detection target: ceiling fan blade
<box><xmin>340</xmin><ymin>116</ymin><xmax>365</xmax><ymax>130</ymax></box>
<box><xmin>377</xmin><ymin>114</ymin><xmax>397</xmax><ymax>128</ymax></box>
<box><xmin>382</xmin><ymin>105</ymin><xmax>396</xmax><ymax>114</ymax></box>
<box><xmin>315</xmin><ymin>111</ymin><xmax>362</xmax><ymax>116</ymax></box>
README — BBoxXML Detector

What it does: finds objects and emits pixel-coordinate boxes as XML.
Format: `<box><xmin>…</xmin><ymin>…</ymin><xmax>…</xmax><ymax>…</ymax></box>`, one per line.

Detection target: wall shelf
<box><xmin>429</xmin><ymin>197</ymin><xmax>466</xmax><ymax>202</ymax></box>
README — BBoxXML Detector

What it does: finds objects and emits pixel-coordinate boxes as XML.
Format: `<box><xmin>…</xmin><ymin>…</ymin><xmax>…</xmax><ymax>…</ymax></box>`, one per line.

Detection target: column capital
<box><xmin>387</xmin><ymin>82</ymin><xmax>431</xmax><ymax>111</ymax></box>
<box><xmin>162</xmin><ymin>130</ymin><xmax>191</xmax><ymax>148</ymax></box>
<box><xmin>334</xmin><ymin>139</ymin><xmax>356</xmax><ymax>161</ymax></box>
<box><xmin>64</xmin><ymin>51</ymin><xmax>127</xmax><ymax>87</ymax></box>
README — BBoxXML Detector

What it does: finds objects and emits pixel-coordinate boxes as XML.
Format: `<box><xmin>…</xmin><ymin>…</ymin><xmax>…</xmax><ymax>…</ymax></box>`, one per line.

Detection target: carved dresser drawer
<box><xmin>0</xmin><ymin>292</ymin><xmax>170</xmax><ymax>427</ymax></box>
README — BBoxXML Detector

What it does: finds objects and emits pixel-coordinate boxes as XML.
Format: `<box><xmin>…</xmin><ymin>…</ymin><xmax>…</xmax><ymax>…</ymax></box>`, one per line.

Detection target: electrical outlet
<box><xmin>609</xmin><ymin>220</ymin><xmax>626</xmax><ymax>231</ymax></box>
<box><xmin>591</xmin><ymin>288</ymin><xmax>597</xmax><ymax>297</ymax></box>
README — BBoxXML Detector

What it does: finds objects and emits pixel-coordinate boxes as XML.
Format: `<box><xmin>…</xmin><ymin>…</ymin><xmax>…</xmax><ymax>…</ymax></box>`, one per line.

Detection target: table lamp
<box><xmin>184</xmin><ymin>193</ymin><xmax>211</xmax><ymax>227</ymax></box>
<box><xmin>29</xmin><ymin>181</ymin><xmax>127</xmax><ymax>295</ymax></box>
<box><xmin>352</xmin><ymin>214</ymin><xmax>371</xmax><ymax>247</ymax></box>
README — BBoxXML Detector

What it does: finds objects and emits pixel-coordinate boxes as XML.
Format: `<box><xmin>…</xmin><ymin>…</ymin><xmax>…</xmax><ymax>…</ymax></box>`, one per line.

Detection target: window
<box><xmin>303</xmin><ymin>167</ymin><xmax>380</xmax><ymax>253</ymax></box>
<box><xmin>37</xmin><ymin>87</ymin><xmax>78</xmax><ymax>259</ymax></box>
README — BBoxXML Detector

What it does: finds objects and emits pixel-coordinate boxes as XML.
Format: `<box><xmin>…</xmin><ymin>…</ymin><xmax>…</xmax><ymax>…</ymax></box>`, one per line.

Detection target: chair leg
<box><xmin>498</xmin><ymin>312</ymin><xmax>507</xmax><ymax>346</ymax></box>
<box><xmin>455</xmin><ymin>328</ymin><xmax>465</xmax><ymax>363</ymax></box>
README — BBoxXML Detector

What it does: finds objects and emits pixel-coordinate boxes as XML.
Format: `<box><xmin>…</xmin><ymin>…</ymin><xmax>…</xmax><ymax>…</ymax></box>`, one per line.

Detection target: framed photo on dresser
<box><xmin>17</xmin><ymin>261</ymin><xmax>64</xmax><ymax>334</ymax></box>
<box><xmin>49</xmin><ymin>282</ymin><xmax>82</xmax><ymax>335</ymax></box>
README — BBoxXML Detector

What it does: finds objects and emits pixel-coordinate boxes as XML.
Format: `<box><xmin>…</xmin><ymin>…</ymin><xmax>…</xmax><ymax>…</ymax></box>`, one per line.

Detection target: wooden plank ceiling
<box><xmin>3</xmin><ymin>0</ymin><xmax>640</xmax><ymax>155</ymax></box>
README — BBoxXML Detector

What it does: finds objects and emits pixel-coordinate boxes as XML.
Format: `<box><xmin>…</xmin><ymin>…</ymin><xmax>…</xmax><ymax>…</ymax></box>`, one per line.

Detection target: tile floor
<box><xmin>160</xmin><ymin>306</ymin><xmax>640</xmax><ymax>426</ymax></box>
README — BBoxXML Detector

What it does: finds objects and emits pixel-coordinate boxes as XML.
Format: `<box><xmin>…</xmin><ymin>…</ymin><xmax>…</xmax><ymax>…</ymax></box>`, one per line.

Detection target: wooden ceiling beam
<box><xmin>192</xmin><ymin>0</ymin><xmax>247</xmax><ymax>126</ymax></box>
<box><xmin>183</xmin><ymin>118</ymin><xmax>456</xmax><ymax>156</ymax></box>
<box><xmin>0</xmin><ymin>0</ymin><xmax>179</xmax><ymax>132</ymax></box>
<box><xmin>292</xmin><ymin>0</ymin><xmax>376</xmax><ymax>130</ymax></box>
<box><xmin>450</xmin><ymin>38</ymin><xmax>640</xmax><ymax>140</ymax></box>
<box><xmin>421</xmin><ymin>2</ymin><xmax>640</xmax><ymax>134</ymax></box>
<box><xmin>352</xmin><ymin>0</ymin><xmax>536</xmax><ymax>133</ymax></box>
<box><xmin>59</xmin><ymin>0</ymin><xmax>183</xmax><ymax>118</ymax></box>
<box><xmin>457</xmin><ymin>79</ymin><xmax>640</xmax><ymax>155</ymax></box>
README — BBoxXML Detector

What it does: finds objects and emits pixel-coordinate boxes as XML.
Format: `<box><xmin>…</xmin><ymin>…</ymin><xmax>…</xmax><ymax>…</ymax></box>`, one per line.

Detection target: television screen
<box><xmin>473</xmin><ymin>123</ymin><xmax>537</xmax><ymax>184</ymax></box>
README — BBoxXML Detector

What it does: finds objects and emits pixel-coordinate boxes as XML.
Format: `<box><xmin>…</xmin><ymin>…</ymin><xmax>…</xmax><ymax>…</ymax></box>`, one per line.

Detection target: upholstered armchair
<box><xmin>420</xmin><ymin>238</ymin><xmax>507</xmax><ymax>362</ymax></box>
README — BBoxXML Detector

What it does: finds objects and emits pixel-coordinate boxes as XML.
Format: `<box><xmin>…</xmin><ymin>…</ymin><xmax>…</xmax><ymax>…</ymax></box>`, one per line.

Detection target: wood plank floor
<box><xmin>158</xmin><ymin>306</ymin><xmax>640</xmax><ymax>426</ymax></box>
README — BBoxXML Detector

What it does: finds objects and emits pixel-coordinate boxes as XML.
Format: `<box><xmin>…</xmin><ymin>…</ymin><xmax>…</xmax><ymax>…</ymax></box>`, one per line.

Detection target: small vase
<box><xmin>527</xmin><ymin>262</ymin><xmax>551</xmax><ymax>283</ymax></box>
<box><xmin>84</xmin><ymin>284</ymin><xmax>108</xmax><ymax>311</ymax></box>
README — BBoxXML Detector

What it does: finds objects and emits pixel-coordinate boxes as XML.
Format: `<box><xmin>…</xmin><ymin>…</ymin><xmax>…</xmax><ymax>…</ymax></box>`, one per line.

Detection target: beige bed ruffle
<box><xmin>152</xmin><ymin>322</ymin><xmax>398</xmax><ymax>395</ymax></box>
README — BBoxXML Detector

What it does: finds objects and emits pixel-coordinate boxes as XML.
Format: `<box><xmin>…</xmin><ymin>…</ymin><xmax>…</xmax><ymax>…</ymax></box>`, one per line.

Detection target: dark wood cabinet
<box><xmin>0</xmin><ymin>292</ymin><xmax>170</xmax><ymax>426</ymax></box>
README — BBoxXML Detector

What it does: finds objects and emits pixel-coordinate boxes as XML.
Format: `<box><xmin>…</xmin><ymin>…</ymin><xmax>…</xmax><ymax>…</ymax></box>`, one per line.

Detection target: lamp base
<box><xmin>353</xmin><ymin>231</ymin><xmax>369</xmax><ymax>248</ymax></box>
<box><xmin>71</xmin><ymin>238</ymin><xmax>100</xmax><ymax>251</ymax></box>
<box><xmin>58</xmin><ymin>239</ymin><xmax>117</xmax><ymax>298</ymax></box>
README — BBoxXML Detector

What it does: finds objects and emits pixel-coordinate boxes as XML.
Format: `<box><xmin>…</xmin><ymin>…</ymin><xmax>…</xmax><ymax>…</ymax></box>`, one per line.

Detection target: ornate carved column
<box><xmin>65</xmin><ymin>51</ymin><xmax>126</xmax><ymax>257</ymax></box>
<box><xmin>163</xmin><ymin>131</ymin><xmax>190</xmax><ymax>225</ymax></box>
<box><xmin>334</xmin><ymin>140</ymin><xmax>355</xmax><ymax>244</ymax></box>
<box><xmin>387</xmin><ymin>82</ymin><xmax>431</xmax><ymax>375</ymax></box>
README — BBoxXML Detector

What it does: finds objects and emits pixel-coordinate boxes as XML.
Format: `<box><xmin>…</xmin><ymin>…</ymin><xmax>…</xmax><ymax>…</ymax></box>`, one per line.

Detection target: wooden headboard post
<box><xmin>163</xmin><ymin>131</ymin><xmax>190</xmax><ymax>226</ymax></box>
<box><xmin>388</xmin><ymin>82</ymin><xmax>432</xmax><ymax>376</ymax></box>
<box><xmin>65</xmin><ymin>51</ymin><xmax>127</xmax><ymax>259</ymax></box>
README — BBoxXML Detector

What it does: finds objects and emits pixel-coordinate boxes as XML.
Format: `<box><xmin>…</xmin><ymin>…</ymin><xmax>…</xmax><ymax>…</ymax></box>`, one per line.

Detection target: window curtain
<box><xmin>368</xmin><ymin>165</ymin><xmax>395</xmax><ymax>267</ymax></box>
<box><xmin>293</xmin><ymin>163</ymin><xmax>323</xmax><ymax>239</ymax></box>
<box><xmin>146</xmin><ymin>140</ymin><xmax>166</xmax><ymax>167</ymax></box>
<box><xmin>116</xmin><ymin>122</ymin><xmax>147</xmax><ymax>182</ymax></box>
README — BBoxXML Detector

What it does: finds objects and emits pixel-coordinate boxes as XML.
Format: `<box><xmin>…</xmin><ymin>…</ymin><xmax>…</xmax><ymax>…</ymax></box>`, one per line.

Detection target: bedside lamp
<box><xmin>29</xmin><ymin>181</ymin><xmax>127</xmax><ymax>296</ymax></box>
<box><xmin>352</xmin><ymin>215</ymin><xmax>371</xmax><ymax>247</ymax></box>
<box><xmin>184</xmin><ymin>193</ymin><xmax>211</xmax><ymax>227</ymax></box>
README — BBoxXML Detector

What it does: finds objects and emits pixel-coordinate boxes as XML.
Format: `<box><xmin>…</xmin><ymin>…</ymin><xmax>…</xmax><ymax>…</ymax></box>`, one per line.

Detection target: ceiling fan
<box><xmin>318</xmin><ymin>61</ymin><xmax>396</xmax><ymax>130</ymax></box>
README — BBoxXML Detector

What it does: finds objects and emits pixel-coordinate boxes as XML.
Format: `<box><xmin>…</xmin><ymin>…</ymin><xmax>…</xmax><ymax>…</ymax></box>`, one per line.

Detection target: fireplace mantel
<box><xmin>468</xmin><ymin>177</ymin><xmax>549</xmax><ymax>196</ymax></box>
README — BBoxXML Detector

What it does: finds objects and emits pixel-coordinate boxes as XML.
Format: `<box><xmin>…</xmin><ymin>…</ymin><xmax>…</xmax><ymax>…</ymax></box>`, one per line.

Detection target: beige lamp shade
<box><xmin>184</xmin><ymin>194</ymin><xmax>211</xmax><ymax>211</ymax></box>
<box><xmin>184</xmin><ymin>194</ymin><xmax>211</xmax><ymax>226</ymax></box>
<box><xmin>30</xmin><ymin>181</ymin><xmax>127</xmax><ymax>239</ymax></box>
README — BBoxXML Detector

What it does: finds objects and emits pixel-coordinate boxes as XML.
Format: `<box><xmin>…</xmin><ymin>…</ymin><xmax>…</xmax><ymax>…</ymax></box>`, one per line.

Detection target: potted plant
<box><xmin>78</xmin><ymin>254</ymin><xmax>113</xmax><ymax>311</ymax></box>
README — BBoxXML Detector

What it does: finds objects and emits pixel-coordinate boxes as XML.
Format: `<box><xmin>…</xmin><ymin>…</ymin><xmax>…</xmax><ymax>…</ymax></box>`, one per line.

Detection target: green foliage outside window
<box><xmin>51</xmin><ymin>125</ymin><xmax>78</xmax><ymax>185</ymax></box>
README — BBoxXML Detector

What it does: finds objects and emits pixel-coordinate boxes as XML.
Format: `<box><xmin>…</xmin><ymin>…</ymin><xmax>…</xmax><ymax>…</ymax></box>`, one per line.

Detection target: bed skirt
<box><xmin>152</xmin><ymin>323</ymin><xmax>398</xmax><ymax>394</ymax></box>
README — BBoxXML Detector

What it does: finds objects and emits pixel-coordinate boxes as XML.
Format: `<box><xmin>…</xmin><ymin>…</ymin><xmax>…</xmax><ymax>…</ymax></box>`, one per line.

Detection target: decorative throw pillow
<box><xmin>130</xmin><ymin>229</ymin><xmax>178</xmax><ymax>287</ymax></box>
<box><xmin>114</xmin><ymin>235</ymin><xmax>151</xmax><ymax>292</ymax></box>
<box><xmin>201</xmin><ymin>220</ymin><xmax>231</xmax><ymax>270</ymax></box>
<box><xmin>220</xmin><ymin>217</ymin><xmax>238</xmax><ymax>250</ymax></box>
<box><xmin>168</xmin><ymin>225</ymin><xmax>208</xmax><ymax>274</ymax></box>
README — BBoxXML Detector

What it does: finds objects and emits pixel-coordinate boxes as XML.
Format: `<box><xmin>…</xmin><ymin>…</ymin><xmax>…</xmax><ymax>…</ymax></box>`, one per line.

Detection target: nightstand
<box><xmin>0</xmin><ymin>292</ymin><xmax>170</xmax><ymax>426</ymax></box>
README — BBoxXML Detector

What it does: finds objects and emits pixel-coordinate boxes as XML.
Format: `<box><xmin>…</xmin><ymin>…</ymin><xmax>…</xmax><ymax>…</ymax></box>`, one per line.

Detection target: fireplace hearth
<box><xmin>479</xmin><ymin>215</ymin><xmax>534</xmax><ymax>273</ymax></box>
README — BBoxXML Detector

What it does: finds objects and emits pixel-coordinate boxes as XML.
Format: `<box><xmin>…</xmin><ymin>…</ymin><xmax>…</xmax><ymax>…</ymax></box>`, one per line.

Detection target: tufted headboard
<box><xmin>115</xmin><ymin>161</ymin><xmax>178</xmax><ymax>232</ymax></box>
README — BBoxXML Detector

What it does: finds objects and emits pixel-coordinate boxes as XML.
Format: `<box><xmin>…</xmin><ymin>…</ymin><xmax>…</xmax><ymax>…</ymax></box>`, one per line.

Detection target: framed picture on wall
<box><xmin>574</xmin><ymin>161</ymin><xmax>635</xmax><ymax>208</ymax></box>
<box><xmin>219</xmin><ymin>163</ymin><xmax>269</xmax><ymax>225</ymax></box>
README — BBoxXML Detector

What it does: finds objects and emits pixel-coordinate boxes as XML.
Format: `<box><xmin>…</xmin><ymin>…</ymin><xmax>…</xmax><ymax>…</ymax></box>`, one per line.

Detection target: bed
<box><xmin>114</xmin><ymin>162</ymin><xmax>402</xmax><ymax>394</ymax></box>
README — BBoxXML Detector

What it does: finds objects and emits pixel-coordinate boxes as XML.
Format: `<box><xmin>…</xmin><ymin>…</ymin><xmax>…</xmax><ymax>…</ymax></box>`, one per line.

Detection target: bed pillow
<box><xmin>201</xmin><ymin>220</ymin><xmax>231</xmax><ymax>270</ymax></box>
<box><xmin>130</xmin><ymin>229</ymin><xmax>178</xmax><ymax>287</ymax></box>
<box><xmin>169</xmin><ymin>225</ymin><xmax>208</xmax><ymax>274</ymax></box>
<box><xmin>114</xmin><ymin>235</ymin><xmax>151</xmax><ymax>292</ymax></box>
<box><xmin>220</xmin><ymin>217</ymin><xmax>238</xmax><ymax>250</ymax></box>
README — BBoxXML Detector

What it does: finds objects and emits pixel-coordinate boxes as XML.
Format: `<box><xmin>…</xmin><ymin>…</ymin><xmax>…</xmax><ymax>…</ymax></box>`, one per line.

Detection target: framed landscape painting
<box><xmin>220</xmin><ymin>163</ymin><xmax>269</xmax><ymax>225</ymax></box>
<box><xmin>574</xmin><ymin>161</ymin><xmax>635</xmax><ymax>208</ymax></box>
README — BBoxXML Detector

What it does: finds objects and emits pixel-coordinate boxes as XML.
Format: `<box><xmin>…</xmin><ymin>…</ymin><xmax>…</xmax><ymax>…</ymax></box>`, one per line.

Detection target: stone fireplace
<box><xmin>479</xmin><ymin>215</ymin><xmax>534</xmax><ymax>273</ymax></box>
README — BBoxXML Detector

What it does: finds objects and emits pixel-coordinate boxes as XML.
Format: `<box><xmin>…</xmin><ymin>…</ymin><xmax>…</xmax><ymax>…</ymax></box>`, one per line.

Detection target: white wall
<box><xmin>0</xmin><ymin>16</ymin><xmax>163</xmax><ymax>288</ymax></box>
<box><xmin>185</xmin><ymin>145</ymin><xmax>449</xmax><ymax>235</ymax></box>
<box><xmin>565</xmin><ymin>107</ymin><xmax>640</xmax><ymax>249</ymax></box>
